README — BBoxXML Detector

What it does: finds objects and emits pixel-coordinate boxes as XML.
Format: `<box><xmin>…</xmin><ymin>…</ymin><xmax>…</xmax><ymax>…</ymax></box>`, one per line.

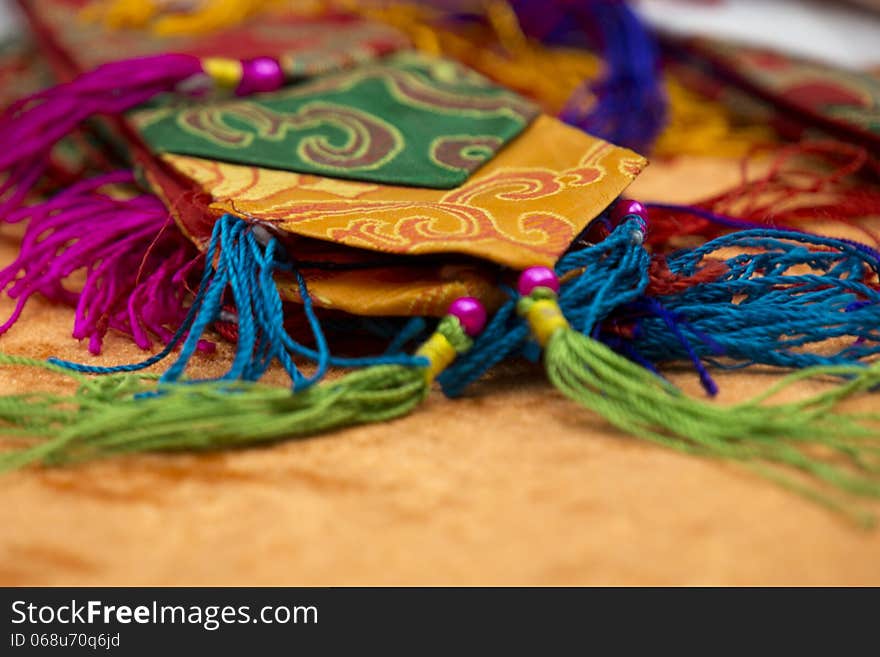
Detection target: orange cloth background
<box><xmin>2</xmin><ymin>155</ymin><xmax>879</xmax><ymax>585</ymax></box>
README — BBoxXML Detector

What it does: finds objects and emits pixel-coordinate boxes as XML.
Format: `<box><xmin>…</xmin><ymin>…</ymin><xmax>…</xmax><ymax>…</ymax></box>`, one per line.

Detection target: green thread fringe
<box><xmin>0</xmin><ymin>353</ymin><xmax>428</xmax><ymax>469</ymax></box>
<box><xmin>436</xmin><ymin>314</ymin><xmax>473</xmax><ymax>353</ymax></box>
<box><xmin>544</xmin><ymin>328</ymin><xmax>880</xmax><ymax>526</ymax></box>
<box><xmin>0</xmin><ymin>314</ymin><xmax>475</xmax><ymax>470</ymax></box>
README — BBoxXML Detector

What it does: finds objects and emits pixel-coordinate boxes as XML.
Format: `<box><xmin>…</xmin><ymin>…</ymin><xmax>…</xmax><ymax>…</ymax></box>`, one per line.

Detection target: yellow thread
<box><xmin>201</xmin><ymin>58</ymin><xmax>243</xmax><ymax>90</ymax></box>
<box><xmin>484</xmin><ymin>0</ymin><xmax>531</xmax><ymax>57</ymax></box>
<box><xmin>527</xmin><ymin>298</ymin><xmax>569</xmax><ymax>347</ymax></box>
<box><xmin>82</xmin><ymin>0</ymin><xmax>305</xmax><ymax>34</ymax></box>
<box><xmin>415</xmin><ymin>331</ymin><xmax>457</xmax><ymax>384</ymax></box>
<box><xmin>154</xmin><ymin>0</ymin><xmax>276</xmax><ymax>36</ymax></box>
<box><xmin>653</xmin><ymin>79</ymin><xmax>777</xmax><ymax>158</ymax></box>
<box><xmin>79</xmin><ymin>0</ymin><xmax>159</xmax><ymax>28</ymax></box>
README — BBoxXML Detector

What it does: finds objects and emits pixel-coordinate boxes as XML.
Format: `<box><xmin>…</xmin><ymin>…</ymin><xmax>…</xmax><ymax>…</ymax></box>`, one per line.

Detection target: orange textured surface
<box><xmin>1</xmin><ymin>156</ymin><xmax>879</xmax><ymax>586</ymax></box>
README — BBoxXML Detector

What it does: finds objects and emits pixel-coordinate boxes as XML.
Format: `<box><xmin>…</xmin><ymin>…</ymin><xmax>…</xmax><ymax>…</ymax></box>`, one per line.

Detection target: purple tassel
<box><xmin>0</xmin><ymin>54</ymin><xmax>203</xmax><ymax>219</ymax></box>
<box><xmin>0</xmin><ymin>171</ymin><xmax>211</xmax><ymax>355</ymax></box>
<box><xmin>510</xmin><ymin>0</ymin><xmax>667</xmax><ymax>152</ymax></box>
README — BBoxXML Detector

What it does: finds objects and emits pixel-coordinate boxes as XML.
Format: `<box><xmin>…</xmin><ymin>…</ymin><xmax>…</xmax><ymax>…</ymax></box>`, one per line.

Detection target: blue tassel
<box><xmin>49</xmin><ymin>215</ymin><xmax>423</xmax><ymax>390</ymax></box>
<box><xmin>441</xmin><ymin>221</ymin><xmax>880</xmax><ymax>398</ymax></box>
<box><xmin>440</xmin><ymin>218</ymin><xmax>649</xmax><ymax>396</ymax></box>
<box><xmin>630</xmin><ymin>229</ymin><xmax>880</xmax><ymax>371</ymax></box>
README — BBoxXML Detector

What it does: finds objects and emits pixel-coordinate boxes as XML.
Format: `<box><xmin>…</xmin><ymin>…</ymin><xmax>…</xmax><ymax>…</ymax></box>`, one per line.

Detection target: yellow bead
<box><xmin>527</xmin><ymin>299</ymin><xmax>569</xmax><ymax>347</ymax></box>
<box><xmin>415</xmin><ymin>332</ymin><xmax>458</xmax><ymax>384</ymax></box>
<box><xmin>201</xmin><ymin>57</ymin><xmax>243</xmax><ymax>90</ymax></box>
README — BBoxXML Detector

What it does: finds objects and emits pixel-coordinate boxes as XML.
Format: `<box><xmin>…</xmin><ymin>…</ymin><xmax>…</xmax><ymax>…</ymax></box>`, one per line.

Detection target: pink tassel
<box><xmin>0</xmin><ymin>171</ymin><xmax>212</xmax><ymax>355</ymax></box>
<box><xmin>0</xmin><ymin>54</ymin><xmax>204</xmax><ymax>218</ymax></box>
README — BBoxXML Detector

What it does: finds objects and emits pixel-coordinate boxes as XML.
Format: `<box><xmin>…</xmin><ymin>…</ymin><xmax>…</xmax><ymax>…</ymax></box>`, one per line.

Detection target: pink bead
<box><xmin>610</xmin><ymin>199</ymin><xmax>648</xmax><ymax>225</ymax></box>
<box><xmin>518</xmin><ymin>266</ymin><xmax>559</xmax><ymax>297</ymax></box>
<box><xmin>448</xmin><ymin>297</ymin><xmax>487</xmax><ymax>337</ymax></box>
<box><xmin>236</xmin><ymin>57</ymin><xmax>285</xmax><ymax>96</ymax></box>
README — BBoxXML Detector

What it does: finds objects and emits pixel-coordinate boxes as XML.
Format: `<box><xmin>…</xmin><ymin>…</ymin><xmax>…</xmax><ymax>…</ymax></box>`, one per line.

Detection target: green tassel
<box><xmin>519</xmin><ymin>287</ymin><xmax>880</xmax><ymax>526</ymax></box>
<box><xmin>0</xmin><ymin>316</ymin><xmax>474</xmax><ymax>469</ymax></box>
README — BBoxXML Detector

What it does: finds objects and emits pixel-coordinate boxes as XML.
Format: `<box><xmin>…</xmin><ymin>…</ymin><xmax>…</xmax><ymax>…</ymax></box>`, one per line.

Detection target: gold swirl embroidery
<box><xmin>252</xmin><ymin>198</ymin><xmax>574</xmax><ymax>261</ymax></box>
<box><xmin>258</xmin><ymin>54</ymin><xmax>539</xmax><ymax>123</ymax></box>
<box><xmin>430</xmin><ymin>135</ymin><xmax>503</xmax><ymax>173</ymax></box>
<box><xmin>175</xmin><ymin>102</ymin><xmax>405</xmax><ymax>171</ymax></box>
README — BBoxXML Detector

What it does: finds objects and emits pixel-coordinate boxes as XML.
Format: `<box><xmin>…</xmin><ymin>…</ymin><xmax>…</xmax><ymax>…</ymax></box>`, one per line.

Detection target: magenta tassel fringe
<box><xmin>0</xmin><ymin>54</ymin><xmax>203</xmax><ymax>218</ymax></box>
<box><xmin>0</xmin><ymin>171</ymin><xmax>212</xmax><ymax>355</ymax></box>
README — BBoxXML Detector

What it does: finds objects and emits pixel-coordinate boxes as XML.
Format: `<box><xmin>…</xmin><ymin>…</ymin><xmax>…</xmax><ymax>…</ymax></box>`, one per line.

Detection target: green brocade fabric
<box><xmin>132</xmin><ymin>53</ymin><xmax>540</xmax><ymax>189</ymax></box>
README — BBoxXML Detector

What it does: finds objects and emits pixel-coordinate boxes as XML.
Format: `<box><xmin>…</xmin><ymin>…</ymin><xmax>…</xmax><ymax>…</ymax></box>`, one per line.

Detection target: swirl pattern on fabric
<box><xmin>173</xmin><ymin>102</ymin><xmax>405</xmax><ymax>172</ymax></box>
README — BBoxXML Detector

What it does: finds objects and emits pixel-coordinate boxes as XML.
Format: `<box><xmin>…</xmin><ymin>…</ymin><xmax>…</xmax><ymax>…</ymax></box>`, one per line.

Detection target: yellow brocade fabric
<box><xmin>277</xmin><ymin>260</ymin><xmax>508</xmax><ymax>318</ymax></box>
<box><xmin>164</xmin><ymin>114</ymin><xmax>646</xmax><ymax>269</ymax></box>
